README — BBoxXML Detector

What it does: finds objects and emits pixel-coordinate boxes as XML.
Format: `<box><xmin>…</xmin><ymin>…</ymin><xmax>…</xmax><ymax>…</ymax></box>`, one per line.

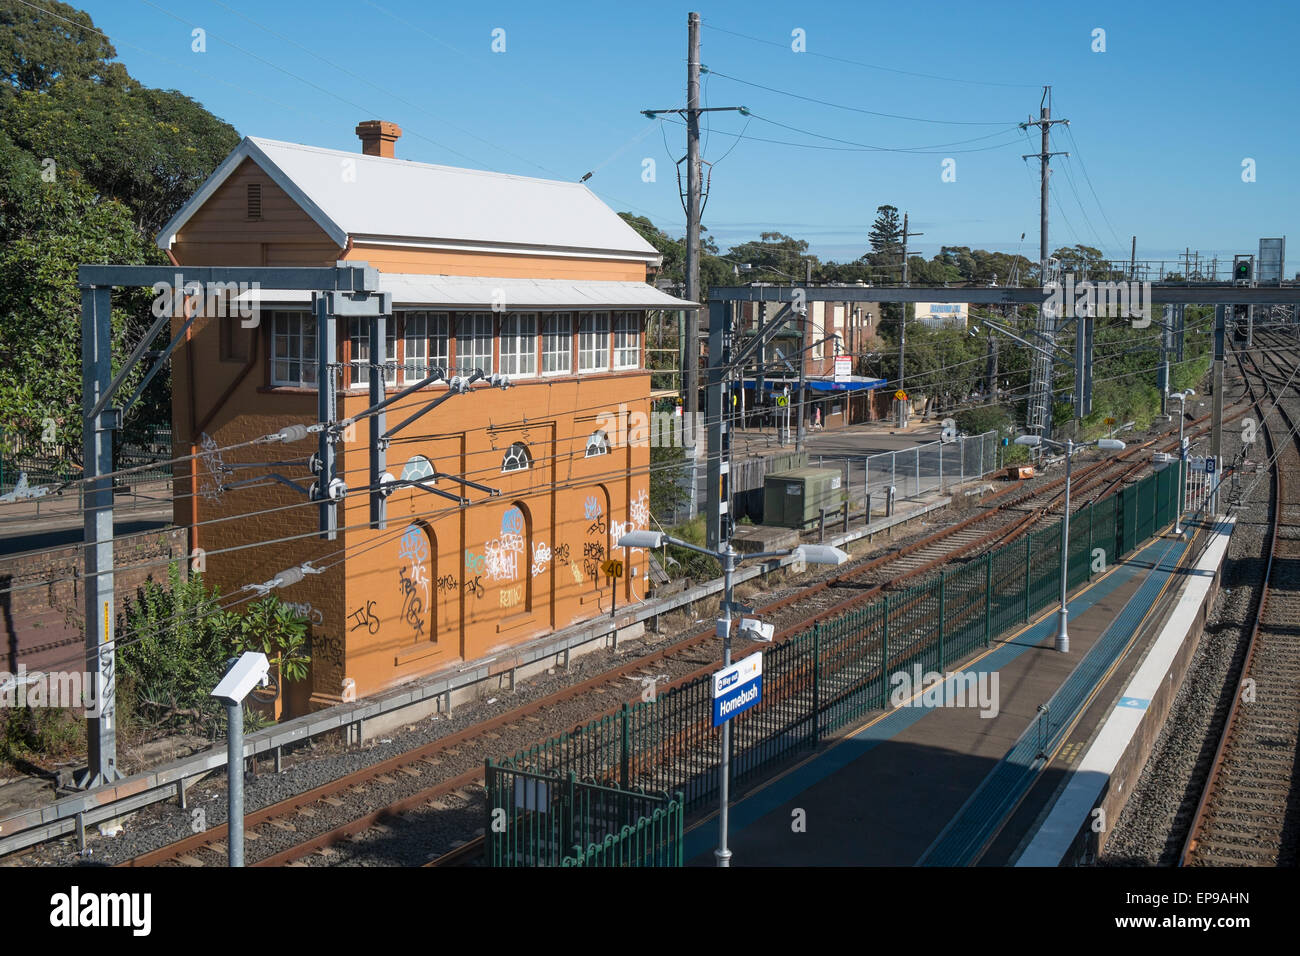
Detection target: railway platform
<box><xmin>683</xmin><ymin>518</ymin><xmax>1232</xmax><ymax>866</ymax></box>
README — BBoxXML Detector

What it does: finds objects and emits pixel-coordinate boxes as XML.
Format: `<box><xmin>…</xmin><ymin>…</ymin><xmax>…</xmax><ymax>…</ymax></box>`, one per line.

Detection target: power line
<box><xmin>1062</xmin><ymin>122</ymin><xmax>1126</xmax><ymax>255</ymax></box>
<box><xmin>24</xmin><ymin>336</ymin><xmax>1220</xmax><ymax>670</ymax></box>
<box><xmin>702</xmin><ymin>67</ymin><xmax>1013</xmax><ymax>125</ymax></box>
<box><xmin>657</xmin><ymin>114</ymin><xmax>1025</xmax><ymax>155</ymax></box>
<box><xmin>700</xmin><ymin>21</ymin><xmax>1041</xmax><ymax>89</ymax></box>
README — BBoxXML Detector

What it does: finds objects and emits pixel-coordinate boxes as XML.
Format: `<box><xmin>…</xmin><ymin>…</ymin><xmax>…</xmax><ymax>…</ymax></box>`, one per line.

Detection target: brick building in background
<box><xmin>159</xmin><ymin>121</ymin><xmax>695</xmax><ymax>715</ymax></box>
<box><xmin>736</xmin><ymin>296</ymin><xmax>886</xmax><ymax>429</ymax></box>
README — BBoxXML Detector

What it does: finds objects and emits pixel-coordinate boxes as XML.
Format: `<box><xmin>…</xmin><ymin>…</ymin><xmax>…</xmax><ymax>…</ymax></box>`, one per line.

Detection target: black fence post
<box><xmin>812</xmin><ymin>623</ymin><xmax>822</xmax><ymax>746</ymax></box>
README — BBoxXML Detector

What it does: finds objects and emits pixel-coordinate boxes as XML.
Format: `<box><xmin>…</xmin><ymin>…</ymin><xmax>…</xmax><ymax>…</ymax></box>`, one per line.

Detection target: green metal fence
<box><xmin>484</xmin><ymin>762</ymin><xmax>683</xmax><ymax>867</ymax></box>
<box><xmin>488</xmin><ymin>464</ymin><xmax>1182</xmax><ymax>865</ymax></box>
<box><xmin>560</xmin><ymin>798</ymin><xmax>684</xmax><ymax>867</ymax></box>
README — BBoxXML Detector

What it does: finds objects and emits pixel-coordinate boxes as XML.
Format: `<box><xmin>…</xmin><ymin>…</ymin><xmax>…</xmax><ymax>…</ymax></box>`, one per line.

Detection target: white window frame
<box><xmin>578</xmin><ymin>312</ymin><xmax>610</xmax><ymax>373</ymax></box>
<box><xmin>500</xmin><ymin>313</ymin><xmax>537</xmax><ymax>378</ymax></box>
<box><xmin>585</xmin><ymin>430</ymin><xmax>610</xmax><ymax>458</ymax></box>
<box><xmin>348</xmin><ymin>318</ymin><xmax>396</xmax><ymax>389</ymax></box>
<box><xmin>400</xmin><ymin>311</ymin><xmax>448</xmax><ymax>383</ymax></box>
<box><xmin>502</xmin><ymin>442</ymin><xmax>531</xmax><ymax>473</ymax></box>
<box><xmin>613</xmin><ymin>311</ymin><xmax>640</xmax><ymax>370</ymax></box>
<box><xmin>270</xmin><ymin>311</ymin><xmax>318</xmax><ymax>388</ymax></box>
<box><xmin>542</xmin><ymin>313</ymin><xmax>573</xmax><ymax>376</ymax></box>
<box><xmin>455</xmin><ymin>313</ymin><xmax>494</xmax><ymax>376</ymax></box>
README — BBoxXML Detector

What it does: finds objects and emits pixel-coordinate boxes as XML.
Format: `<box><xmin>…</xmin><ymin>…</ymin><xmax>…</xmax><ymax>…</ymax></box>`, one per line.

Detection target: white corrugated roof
<box><xmin>236</xmin><ymin>273</ymin><xmax>698</xmax><ymax>310</ymax></box>
<box><xmin>157</xmin><ymin>137</ymin><xmax>662</xmax><ymax>264</ymax></box>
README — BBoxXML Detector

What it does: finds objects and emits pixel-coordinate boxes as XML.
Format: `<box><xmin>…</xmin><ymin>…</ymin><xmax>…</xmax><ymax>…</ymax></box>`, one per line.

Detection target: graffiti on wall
<box><xmin>284</xmin><ymin>600</ymin><xmax>325</xmax><ymax>627</ymax></box>
<box><xmin>397</xmin><ymin>524</ymin><xmax>430</xmax><ymax>637</ymax></box>
<box><xmin>484</xmin><ymin>507</ymin><xmax>526</xmax><ymax>583</ymax></box>
<box><xmin>348</xmin><ymin>600</ymin><xmax>380</xmax><ymax>635</ymax></box>
<box><xmin>530</xmin><ymin>540</ymin><xmax>552</xmax><ymax>577</ymax></box>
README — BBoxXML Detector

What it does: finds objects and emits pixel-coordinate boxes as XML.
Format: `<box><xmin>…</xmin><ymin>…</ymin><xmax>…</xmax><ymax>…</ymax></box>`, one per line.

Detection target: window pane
<box><xmin>350</xmin><ymin>319</ymin><xmax>396</xmax><ymax>387</ymax></box>
<box><xmin>501</xmin><ymin>313</ymin><xmax>537</xmax><ymax>377</ymax></box>
<box><xmin>430</xmin><ymin>313</ymin><xmax>449</xmax><ymax>369</ymax></box>
<box><xmin>403</xmin><ymin>312</ymin><xmax>428</xmax><ymax>380</ymax></box>
<box><xmin>579</xmin><ymin>312</ymin><xmax>609</xmax><ymax>372</ymax></box>
<box><xmin>543</xmin><ymin>313</ymin><xmax>572</xmax><ymax>374</ymax></box>
<box><xmin>614</xmin><ymin>311</ymin><xmax>640</xmax><ymax>369</ymax></box>
<box><xmin>456</xmin><ymin>313</ymin><xmax>494</xmax><ymax>375</ymax></box>
<box><xmin>271</xmin><ymin>311</ymin><xmax>317</xmax><ymax>387</ymax></box>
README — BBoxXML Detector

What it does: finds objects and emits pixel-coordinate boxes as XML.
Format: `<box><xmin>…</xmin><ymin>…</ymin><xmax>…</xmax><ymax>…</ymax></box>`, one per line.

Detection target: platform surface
<box><xmin>684</xmin><ymin>531</ymin><xmax>1191</xmax><ymax>866</ymax></box>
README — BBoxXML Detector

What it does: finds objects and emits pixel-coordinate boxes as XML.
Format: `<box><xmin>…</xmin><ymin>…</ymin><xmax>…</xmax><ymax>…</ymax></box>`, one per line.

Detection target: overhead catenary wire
<box><xmin>700</xmin><ymin>21</ymin><xmax>1042</xmax><ymax>89</ymax></box>
<box><xmin>0</xmin><ymin>320</ymin><xmax>1219</xmax><ymax>598</ymax></box>
<box><xmin>702</xmin><ymin>67</ymin><xmax>1014</xmax><ymax>125</ymax></box>
<box><xmin>23</xmin><ymin>331</ymin><xmax>1223</xmax><ymax>671</ymax></box>
<box><xmin>1061</xmin><ymin>119</ymin><xmax>1126</xmax><ymax>255</ymax></box>
<box><xmin>657</xmin><ymin>113</ymin><xmax>1025</xmax><ymax>155</ymax></box>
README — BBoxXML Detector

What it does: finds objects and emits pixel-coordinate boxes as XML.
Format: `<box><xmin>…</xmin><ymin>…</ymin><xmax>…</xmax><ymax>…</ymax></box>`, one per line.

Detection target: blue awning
<box><xmin>743</xmin><ymin>377</ymin><xmax>886</xmax><ymax>393</ymax></box>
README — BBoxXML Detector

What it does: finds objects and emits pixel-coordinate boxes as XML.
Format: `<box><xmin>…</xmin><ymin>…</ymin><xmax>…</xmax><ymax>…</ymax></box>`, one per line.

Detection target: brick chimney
<box><xmin>355</xmin><ymin>120</ymin><xmax>402</xmax><ymax>158</ymax></box>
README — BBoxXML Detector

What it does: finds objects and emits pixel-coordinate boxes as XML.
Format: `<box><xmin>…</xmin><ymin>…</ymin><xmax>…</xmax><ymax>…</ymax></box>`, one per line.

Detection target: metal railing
<box><xmin>485</xmin><ymin>465</ymin><xmax>1180</xmax><ymax>864</ymax></box>
<box><xmin>484</xmin><ymin>760</ymin><xmax>682</xmax><ymax>867</ymax></box>
<box><xmin>815</xmin><ymin>430</ymin><xmax>998</xmax><ymax>505</ymax></box>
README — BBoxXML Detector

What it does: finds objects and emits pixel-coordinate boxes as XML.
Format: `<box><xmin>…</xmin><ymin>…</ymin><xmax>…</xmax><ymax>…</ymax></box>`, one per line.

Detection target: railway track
<box><xmin>108</xmin><ymin>411</ymin><xmax>1234</xmax><ymax>867</ymax></box>
<box><xmin>1181</xmin><ymin>334</ymin><xmax>1300</xmax><ymax>865</ymax></box>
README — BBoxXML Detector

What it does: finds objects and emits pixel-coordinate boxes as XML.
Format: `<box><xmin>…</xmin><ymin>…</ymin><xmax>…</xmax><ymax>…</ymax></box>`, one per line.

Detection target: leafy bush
<box><xmin>1</xmin><ymin>706</ymin><xmax>83</xmax><ymax>767</ymax></box>
<box><xmin>954</xmin><ymin>406</ymin><xmax>1014</xmax><ymax>439</ymax></box>
<box><xmin>663</xmin><ymin>516</ymin><xmax>720</xmax><ymax>581</ymax></box>
<box><xmin>235</xmin><ymin>597</ymin><xmax>310</xmax><ymax>683</ymax></box>
<box><xmin>118</xmin><ymin>564</ymin><xmax>237</xmax><ymax>735</ymax></box>
<box><xmin>118</xmin><ymin>565</ymin><xmax>310</xmax><ymax>737</ymax></box>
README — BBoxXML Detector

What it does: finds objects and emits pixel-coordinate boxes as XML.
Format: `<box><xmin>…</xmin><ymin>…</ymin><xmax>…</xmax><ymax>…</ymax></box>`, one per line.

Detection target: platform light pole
<box><xmin>618</xmin><ymin>531</ymin><xmax>847</xmax><ymax>866</ymax></box>
<box><xmin>1169</xmin><ymin>390</ymin><xmax>1195</xmax><ymax>536</ymax></box>
<box><xmin>1014</xmin><ymin>435</ymin><xmax>1125</xmax><ymax>653</ymax></box>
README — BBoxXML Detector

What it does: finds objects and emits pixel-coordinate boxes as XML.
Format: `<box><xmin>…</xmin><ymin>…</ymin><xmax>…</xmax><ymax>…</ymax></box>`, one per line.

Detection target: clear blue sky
<box><xmin>78</xmin><ymin>0</ymin><xmax>1300</xmax><ymax>269</ymax></box>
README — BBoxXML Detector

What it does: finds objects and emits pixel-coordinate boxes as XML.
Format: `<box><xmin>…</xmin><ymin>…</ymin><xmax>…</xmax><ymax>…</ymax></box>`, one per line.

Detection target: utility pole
<box><xmin>684</xmin><ymin>11</ymin><xmax>701</xmax><ymax>439</ymax></box>
<box><xmin>897</xmin><ymin>212</ymin><xmax>923</xmax><ymax>428</ymax></box>
<box><xmin>1158</xmin><ymin>304</ymin><xmax>1172</xmax><ymax>416</ymax></box>
<box><xmin>1020</xmin><ymin>88</ymin><xmax>1068</xmax><ymax>444</ymax></box>
<box><xmin>1019</xmin><ymin>87</ymin><xmax>1069</xmax><ymax>269</ymax></box>
<box><xmin>985</xmin><ymin>328</ymin><xmax>999</xmax><ymax>398</ymax></box>
<box><xmin>1130</xmin><ymin>236</ymin><xmax>1137</xmax><ymax>280</ymax></box>
<box><xmin>641</xmin><ymin>11</ymin><xmax>745</xmax><ymax>513</ymax></box>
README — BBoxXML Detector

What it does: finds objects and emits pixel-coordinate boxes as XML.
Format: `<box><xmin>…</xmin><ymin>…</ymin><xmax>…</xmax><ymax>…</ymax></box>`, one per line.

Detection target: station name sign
<box><xmin>712</xmin><ymin>651</ymin><xmax>763</xmax><ymax>727</ymax></box>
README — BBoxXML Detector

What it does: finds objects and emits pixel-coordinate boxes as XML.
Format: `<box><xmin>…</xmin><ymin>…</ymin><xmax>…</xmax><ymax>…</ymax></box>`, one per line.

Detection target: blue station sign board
<box><xmin>712</xmin><ymin>651</ymin><xmax>763</xmax><ymax>727</ymax></box>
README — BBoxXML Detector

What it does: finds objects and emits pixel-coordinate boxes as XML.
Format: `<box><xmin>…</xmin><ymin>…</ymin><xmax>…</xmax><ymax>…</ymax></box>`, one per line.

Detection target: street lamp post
<box><xmin>617</xmin><ymin>530</ymin><xmax>847</xmax><ymax>866</ymax></box>
<box><xmin>211</xmin><ymin>651</ymin><xmax>271</xmax><ymax>867</ymax></box>
<box><xmin>1170</xmin><ymin>390</ymin><xmax>1195</xmax><ymax>536</ymax></box>
<box><xmin>1014</xmin><ymin>435</ymin><xmax>1126</xmax><ymax>653</ymax></box>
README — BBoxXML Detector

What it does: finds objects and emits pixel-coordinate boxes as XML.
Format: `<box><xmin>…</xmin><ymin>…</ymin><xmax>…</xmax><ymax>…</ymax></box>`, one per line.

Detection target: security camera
<box><xmin>738</xmin><ymin>618</ymin><xmax>774</xmax><ymax>643</ymax></box>
<box><xmin>211</xmin><ymin>651</ymin><xmax>271</xmax><ymax>704</ymax></box>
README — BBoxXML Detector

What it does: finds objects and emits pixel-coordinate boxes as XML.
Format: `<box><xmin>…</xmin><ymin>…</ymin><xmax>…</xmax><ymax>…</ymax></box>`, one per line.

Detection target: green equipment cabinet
<box><xmin>762</xmin><ymin>467</ymin><xmax>846</xmax><ymax>529</ymax></box>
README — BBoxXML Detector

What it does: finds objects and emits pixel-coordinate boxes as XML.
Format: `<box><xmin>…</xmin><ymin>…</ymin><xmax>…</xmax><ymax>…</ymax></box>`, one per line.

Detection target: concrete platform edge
<box><xmin>1013</xmin><ymin>516</ymin><xmax>1237</xmax><ymax>866</ymax></box>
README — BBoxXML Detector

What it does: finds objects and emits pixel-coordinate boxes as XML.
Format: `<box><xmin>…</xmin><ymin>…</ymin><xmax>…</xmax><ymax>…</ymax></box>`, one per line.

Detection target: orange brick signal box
<box><xmin>160</xmin><ymin>123</ymin><xmax>696</xmax><ymax>716</ymax></box>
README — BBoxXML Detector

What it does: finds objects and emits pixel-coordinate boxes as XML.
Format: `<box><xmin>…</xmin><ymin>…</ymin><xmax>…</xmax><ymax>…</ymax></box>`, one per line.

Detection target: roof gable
<box><xmin>157</xmin><ymin>136</ymin><xmax>661</xmax><ymax>264</ymax></box>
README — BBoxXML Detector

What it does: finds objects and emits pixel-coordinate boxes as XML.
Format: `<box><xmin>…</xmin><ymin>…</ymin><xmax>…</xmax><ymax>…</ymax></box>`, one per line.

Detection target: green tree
<box><xmin>4</xmin><ymin>78</ymin><xmax>240</xmax><ymax>234</ymax></box>
<box><xmin>867</xmin><ymin>204</ymin><xmax>902</xmax><ymax>258</ymax></box>
<box><xmin>0</xmin><ymin>0</ymin><xmax>129</xmax><ymax>99</ymax></box>
<box><xmin>0</xmin><ymin>128</ymin><xmax>161</xmax><ymax>455</ymax></box>
<box><xmin>726</xmin><ymin>231</ymin><xmax>816</xmax><ymax>281</ymax></box>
